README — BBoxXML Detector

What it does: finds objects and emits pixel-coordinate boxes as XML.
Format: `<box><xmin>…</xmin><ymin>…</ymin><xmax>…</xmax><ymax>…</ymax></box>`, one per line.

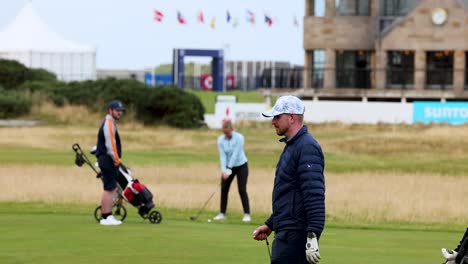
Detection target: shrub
<box><xmin>47</xmin><ymin>78</ymin><xmax>205</xmax><ymax>128</ymax></box>
<box><xmin>0</xmin><ymin>59</ymin><xmax>58</xmax><ymax>91</ymax></box>
<box><xmin>0</xmin><ymin>59</ymin><xmax>28</xmax><ymax>90</ymax></box>
<box><xmin>17</xmin><ymin>80</ymin><xmax>64</xmax><ymax>93</ymax></box>
<box><xmin>0</xmin><ymin>91</ymin><xmax>32</xmax><ymax>118</ymax></box>
<box><xmin>134</xmin><ymin>86</ymin><xmax>205</xmax><ymax>128</ymax></box>
<box><xmin>26</xmin><ymin>68</ymin><xmax>57</xmax><ymax>82</ymax></box>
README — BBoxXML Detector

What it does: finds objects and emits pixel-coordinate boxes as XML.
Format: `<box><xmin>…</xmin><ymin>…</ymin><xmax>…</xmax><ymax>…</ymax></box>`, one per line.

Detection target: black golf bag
<box><xmin>457</xmin><ymin>236</ymin><xmax>468</xmax><ymax>264</ymax></box>
<box><xmin>72</xmin><ymin>143</ymin><xmax>162</xmax><ymax>224</ymax></box>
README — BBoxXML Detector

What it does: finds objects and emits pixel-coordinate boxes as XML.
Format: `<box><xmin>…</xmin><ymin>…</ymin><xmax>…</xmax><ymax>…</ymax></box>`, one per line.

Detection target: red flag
<box><xmin>177</xmin><ymin>11</ymin><xmax>187</xmax><ymax>24</ymax></box>
<box><xmin>265</xmin><ymin>14</ymin><xmax>273</xmax><ymax>26</ymax></box>
<box><xmin>154</xmin><ymin>10</ymin><xmax>164</xmax><ymax>22</ymax></box>
<box><xmin>197</xmin><ymin>11</ymin><xmax>204</xmax><ymax>23</ymax></box>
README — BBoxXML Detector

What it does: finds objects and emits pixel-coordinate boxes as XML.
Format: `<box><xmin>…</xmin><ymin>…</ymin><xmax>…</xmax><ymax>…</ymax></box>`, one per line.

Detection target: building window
<box><xmin>378</xmin><ymin>0</ymin><xmax>418</xmax><ymax>32</ymax></box>
<box><xmin>387</xmin><ymin>51</ymin><xmax>414</xmax><ymax>89</ymax></box>
<box><xmin>426</xmin><ymin>51</ymin><xmax>454</xmax><ymax>90</ymax></box>
<box><xmin>308</xmin><ymin>50</ymin><xmax>325</xmax><ymax>88</ymax></box>
<box><xmin>379</xmin><ymin>0</ymin><xmax>418</xmax><ymax>16</ymax></box>
<box><xmin>336</xmin><ymin>0</ymin><xmax>370</xmax><ymax>16</ymax></box>
<box><xmin>308</xmin><ymin>0</ymin><xmax>326</xmax><ymax>16</ymax></box>
<box><xmin>315</xmin><ymin>0</ymin><xmax>326</xmax><ymax>17</ymax></box>
<box><xmin>336</xmin><ymin>50</ymin><xmax>372</xmax><ymax>88</ymax></box>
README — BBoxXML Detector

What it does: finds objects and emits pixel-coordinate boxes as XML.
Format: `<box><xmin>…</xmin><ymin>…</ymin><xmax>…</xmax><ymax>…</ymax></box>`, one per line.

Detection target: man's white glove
<box><xmin>223</xmin><ymin>168</ymin><xmax>232</xmax><ymax>176</ymax></box>
<box><xmin>305</xmin><ymin>232</ymin><xmax>320</xmax><ymax>264</ymax></box>
<box><xmin>441</xmin><ymin>248</ymin><xmax>458</xmax><ymax>260</ymax></box>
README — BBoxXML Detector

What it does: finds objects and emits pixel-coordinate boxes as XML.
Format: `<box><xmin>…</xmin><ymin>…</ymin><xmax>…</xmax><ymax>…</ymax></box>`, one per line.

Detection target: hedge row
<box><xmin>0</xmin><ymin>92</ymin><xmax>31</xmax><ymax>118</ymax></box>
<box><xmin>0</xmin><ymin>59</ymin><xmax>206</xmax><ymax>128</ymax></box>
<box><xmin>47</xmin><ymin>78</ymin><xmax>205</xmax><ymax>128</ymax></box>
<box><xmin>0</xmin><ymin>59</ymin><xmax>56</xmax><ymax>90</ymax></box>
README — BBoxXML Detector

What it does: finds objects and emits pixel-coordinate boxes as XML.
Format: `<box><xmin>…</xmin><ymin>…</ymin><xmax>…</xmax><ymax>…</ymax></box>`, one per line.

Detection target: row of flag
<box><xmin>153</xmin><ymin>9</ymin><xmax>300</xmax><ymax>29</ymax></box>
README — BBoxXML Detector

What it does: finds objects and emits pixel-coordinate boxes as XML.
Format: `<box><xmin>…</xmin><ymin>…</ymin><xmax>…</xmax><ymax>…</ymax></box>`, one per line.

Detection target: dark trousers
<box><xmin>220</xmin><ymin>162</ymin><xmax>250</xmax><ymax>214</ymax></box>
<box><xmin>271</xmin><ymin>230</ymin><xmax>307</xmax><ymax>264</ymax></box>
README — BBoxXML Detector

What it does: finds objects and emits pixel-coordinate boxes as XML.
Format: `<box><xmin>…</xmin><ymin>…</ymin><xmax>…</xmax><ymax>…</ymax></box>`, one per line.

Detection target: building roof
<box><xmin>0</xmin><ymin>1</ymin><xmax>94</xmax><ymax>53</ymax></box>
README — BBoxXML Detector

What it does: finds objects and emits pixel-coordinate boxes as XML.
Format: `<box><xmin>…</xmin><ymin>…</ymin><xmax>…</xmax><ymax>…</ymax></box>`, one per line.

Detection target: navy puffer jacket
<box><xmin>265</xmin><ymin>126</ymin><xmax>325</xmax><ymax>238</ymax></box>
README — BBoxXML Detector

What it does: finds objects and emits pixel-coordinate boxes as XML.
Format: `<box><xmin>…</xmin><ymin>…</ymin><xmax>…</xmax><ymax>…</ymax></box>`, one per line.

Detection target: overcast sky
<box><xmin>0</xmin><ymin>0</ymin><xmax>305</xmax><ymax>70</ymax></box>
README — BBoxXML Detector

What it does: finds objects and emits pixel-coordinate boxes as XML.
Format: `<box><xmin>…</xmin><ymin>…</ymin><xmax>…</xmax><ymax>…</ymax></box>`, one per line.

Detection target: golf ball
<box><xmin>207</xmin><ymin>219</ymin><xmax>212</xmax><ymax>223</ymax></box>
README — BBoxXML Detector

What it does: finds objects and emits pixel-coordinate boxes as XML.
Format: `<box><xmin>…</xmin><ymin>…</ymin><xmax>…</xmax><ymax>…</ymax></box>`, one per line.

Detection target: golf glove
<box><xmin>223</xmin><ymin>168</ymin><xmax>232</xmax><ymax>176</ymax></box>
<box><xmin>441</xmin><ymin>248</ymin><xmax>458</xmax><ymax>260</ymax></box>
<box><xmin>305</xmin><ymin>232</ymin><xmax>320</xmax><ymax>264</ymax></box>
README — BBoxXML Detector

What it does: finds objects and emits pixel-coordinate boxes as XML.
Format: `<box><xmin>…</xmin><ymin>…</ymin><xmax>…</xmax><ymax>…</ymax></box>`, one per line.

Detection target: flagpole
<box><xmin>222</xmin><ymin>43</ymin><xmax>230</xmax><ymax>92</ymax></box>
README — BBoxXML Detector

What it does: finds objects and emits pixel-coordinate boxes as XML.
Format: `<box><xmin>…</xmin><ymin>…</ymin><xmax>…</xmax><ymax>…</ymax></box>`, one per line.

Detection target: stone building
<box><xmin>301</xmin><ymin>0</ymin><xmax>468</xmax><ymax>101</ymax></box>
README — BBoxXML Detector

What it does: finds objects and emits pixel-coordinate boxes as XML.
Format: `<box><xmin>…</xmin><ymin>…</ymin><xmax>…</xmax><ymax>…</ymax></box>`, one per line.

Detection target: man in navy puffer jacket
<box><xmin>253</xmin><ymin>95</ymin><xmax>325</xmax><ymax>264</ymax></box>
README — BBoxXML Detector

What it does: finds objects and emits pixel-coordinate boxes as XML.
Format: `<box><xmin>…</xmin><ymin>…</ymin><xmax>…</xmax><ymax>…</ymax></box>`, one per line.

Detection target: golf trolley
<box><xmin>72</xmin><ymin>143</ymin><xmax>162</xmax><ymax>224</ymax></box>
<box><xmin>442</xmin><ymin>236</ymin><xmax>468</xmax><ymax>264</ymax></box>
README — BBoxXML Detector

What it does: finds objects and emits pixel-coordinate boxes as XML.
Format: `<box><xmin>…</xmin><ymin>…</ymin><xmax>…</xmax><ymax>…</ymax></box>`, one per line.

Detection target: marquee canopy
<box><xmin>0</xmin><ymin>2</ymin><xmax>96</xmax><ymax>81</ymax></box>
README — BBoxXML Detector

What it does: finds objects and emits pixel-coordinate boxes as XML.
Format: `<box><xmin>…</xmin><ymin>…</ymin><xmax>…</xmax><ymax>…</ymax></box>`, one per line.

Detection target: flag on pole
<box><xmin>210</xmin><ymin>17</ymin><xmax>216</xmax><ymax>29</ymax></box>
<box><xmin>177</xmin><ymin>11</ymin><xmax>187</xmax><ymax>24</ymax></box>
<box><xmin>293</xmin><ymin>15</ymin><xmax>299</xmax><ymax>27</ymax></box>
<box><xmin>264</xmin><ymin>14</ymin><xmax>273</xmax><ymax>26</ymax></box>
<box><xmin>153</xmin><ymin>10</ymin><xmax>164</xmax><ymax>22</ymax></box>
<box><xmin>226</xmin><ymin>10</ymin><xmax>231</xmax><ymax>23</ymax></box>
<box><xmin>246</xmin><ymin>10</ymin><xmax>255</xmax><ymax>25</ymax></box>
<box><xmin>197</xmin><ymin>11</ymin><xmax>204</xmax><ymax>23</ymax></box>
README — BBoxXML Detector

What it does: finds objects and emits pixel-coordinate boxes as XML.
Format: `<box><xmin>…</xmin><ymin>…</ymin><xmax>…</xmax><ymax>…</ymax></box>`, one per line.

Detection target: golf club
<box><xmin>189</xmin><ymin>183</ymin><xmax>219</xmax><ymax>221</ymax></box>
<box><xmin>265</xmin><ymin>237</ymin><xmax>271</xmax><ymax>261</ymax></box>
<box><xmin>72</xmin><ymin>143</ymin><xmax>99</xmax><ymax>175</ymax></box>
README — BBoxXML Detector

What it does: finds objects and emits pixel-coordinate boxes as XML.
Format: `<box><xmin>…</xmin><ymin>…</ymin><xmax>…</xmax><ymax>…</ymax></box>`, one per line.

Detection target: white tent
<box><xmin>0</xmin><ymin>2</ymin><xmax>96</xmax><ymax>81</ymax></box>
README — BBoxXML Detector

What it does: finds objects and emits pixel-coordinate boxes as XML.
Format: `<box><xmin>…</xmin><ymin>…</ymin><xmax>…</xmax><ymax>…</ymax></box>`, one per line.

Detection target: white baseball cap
<box><xmin>262</xmin><ymin>95</ymin><xmax>305</xmax><ymax>117</ymax></box>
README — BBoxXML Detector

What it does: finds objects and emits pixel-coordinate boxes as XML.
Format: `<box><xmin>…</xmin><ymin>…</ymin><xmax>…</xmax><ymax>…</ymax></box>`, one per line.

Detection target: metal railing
<box><xmin>260</xmin><ymin>68</ymin><xmax>303</xmax><ymax>89</ymax></box>
<box><xmin>426</xmin><ymin>69</ymin><xmax>453</xmax><ymax>90</ymax></box>
<box><xmin>335</xmin><ymin>68</ymin><xmax>371</xmax><ymax>89</ymax></box>
<box><xmin>386</xmin><ymin>68</ymin><xmax>414</xmax><ymax>89</ymax></box>
<box><xmin>259</xmin><ymin>68</ymin><xmax>466</xmax><ymax>90</ymax></box>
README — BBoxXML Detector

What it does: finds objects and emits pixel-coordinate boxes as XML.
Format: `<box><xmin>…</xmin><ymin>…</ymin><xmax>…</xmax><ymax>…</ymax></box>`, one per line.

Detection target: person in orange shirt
<box><xmin>95</xmin><ymin>100</ymin><xmax>125</xmax><ymax>226</ymax></box>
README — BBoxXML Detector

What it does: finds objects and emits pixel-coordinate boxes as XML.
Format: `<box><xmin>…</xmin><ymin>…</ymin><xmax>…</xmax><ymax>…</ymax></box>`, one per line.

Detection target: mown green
<box><xmin>0</xmin><ymin>202</ymin><xmax>460</xmax><ymax>264</ymax></box>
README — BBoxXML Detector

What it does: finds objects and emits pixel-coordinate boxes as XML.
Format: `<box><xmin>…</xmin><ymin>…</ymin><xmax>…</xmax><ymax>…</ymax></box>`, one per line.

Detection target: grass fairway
<box><xmin>0</xmin><ymin>203</ymin><xmax>458</xmax><ymax>264</ymax></box>
<box><xmin>1</xmin><ymin>123</ymin><xmax>468</xmax><ymax>263</ymax></box>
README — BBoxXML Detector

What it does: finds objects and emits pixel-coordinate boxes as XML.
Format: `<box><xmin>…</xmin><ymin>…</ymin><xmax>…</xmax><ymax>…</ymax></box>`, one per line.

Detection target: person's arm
<box><xmin>298</xmin><ymin>144</ymin><xmax>325</xmax><ymax>237</ymax></box>
<box><xmin>217</xmin><ymin>136</ymin><xmax>228</xmax><ymax>171</ymax></box>
<box><xmin>103</xmin><ymin>118</ymin><xmax>121</xmax><ymax>167</ymax></box>
<box><xmin>227</xmin><ymin>133</ymin><xmax>244</xmax><ymax>169</ymax></box>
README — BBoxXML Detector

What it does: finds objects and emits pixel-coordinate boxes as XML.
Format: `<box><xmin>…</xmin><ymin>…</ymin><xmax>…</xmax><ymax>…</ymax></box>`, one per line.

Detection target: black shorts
<box><xmin>98</xmin><ymin>155</ymin><xmax>118</xmax><ymax>191</ymax></box>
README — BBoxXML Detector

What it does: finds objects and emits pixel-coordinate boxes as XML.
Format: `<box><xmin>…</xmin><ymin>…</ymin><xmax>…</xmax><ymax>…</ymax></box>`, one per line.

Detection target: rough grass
<box><xmin>1</xmin><ymin>164</ymin><xmax>467</xmax><ymax>225</ymax></box>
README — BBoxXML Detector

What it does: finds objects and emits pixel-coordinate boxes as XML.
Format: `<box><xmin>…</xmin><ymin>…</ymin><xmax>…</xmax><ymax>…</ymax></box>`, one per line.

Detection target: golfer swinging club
<box><xmin>252</xmin><ymin>95</ymin><xmax>325</xmax><ymax>264</ymax></box>
<box><xmin>95</xmin><ymin>99</ymin><xmax>126</xmax><ymax>226</ymax></box>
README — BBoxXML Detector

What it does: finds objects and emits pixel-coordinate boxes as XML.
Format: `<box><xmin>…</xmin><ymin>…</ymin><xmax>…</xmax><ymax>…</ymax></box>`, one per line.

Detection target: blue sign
<box><xmin>144</xmin><ymin>73</ymin><xmax>173</xmax><ymax>87</ymax></box>
<box><xmin>154</xmin><ymin>73</ymin><xmax>173</xmax><ymax>86</ymax></box>
<box><xmin>413</xmin><ymin>102</ymin><xmax>468</xmax><ymax>124</ymax></box>
<box><xmin>144</xmin><ymin>72</ymin><xmax>154</xmax><ymax>86</ymax></box>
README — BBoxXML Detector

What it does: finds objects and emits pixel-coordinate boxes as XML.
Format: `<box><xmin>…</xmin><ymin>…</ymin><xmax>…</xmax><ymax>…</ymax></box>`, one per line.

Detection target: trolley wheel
<box><xmin>94</xmin><ymin>204</ymin><xmax>127</xmax><ymax>222</ymax></box>
<box><xmin>148</xmin><ymin>210</ymin><xmax>162</xmax><ymax>224</ymax></box>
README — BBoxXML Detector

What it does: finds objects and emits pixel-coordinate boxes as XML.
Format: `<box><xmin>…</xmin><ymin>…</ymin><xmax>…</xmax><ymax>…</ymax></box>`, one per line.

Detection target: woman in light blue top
<box><xmin>213</xmin><ymin>118</ymin><xmax>251</xmax><ymax>222</ymax></box>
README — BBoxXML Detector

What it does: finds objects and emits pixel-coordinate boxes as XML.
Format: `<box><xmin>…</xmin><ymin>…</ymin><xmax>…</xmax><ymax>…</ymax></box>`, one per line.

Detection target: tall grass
<box><xmin>1</xmin><ymin>164</ymin><xmax>467</xmax><ymax>225</ymax></box>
